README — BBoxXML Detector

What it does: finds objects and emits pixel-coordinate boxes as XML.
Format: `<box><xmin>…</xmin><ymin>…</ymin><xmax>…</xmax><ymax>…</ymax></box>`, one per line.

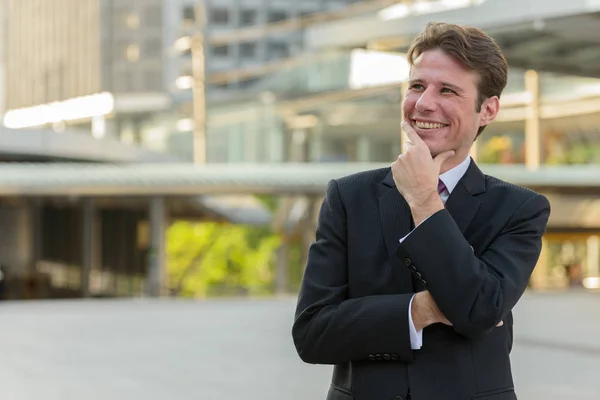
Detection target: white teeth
<box><xmin>415</xmin><ymin>121</ymin><xmax>445</xmax><ymax>129</ymax></box>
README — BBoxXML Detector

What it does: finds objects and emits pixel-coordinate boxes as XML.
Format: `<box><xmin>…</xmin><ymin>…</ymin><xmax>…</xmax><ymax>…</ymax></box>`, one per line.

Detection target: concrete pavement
<box><xmin>0</xmin><ymin>291</ymin><xmax>598</xmax><ymax>399</ymax></box>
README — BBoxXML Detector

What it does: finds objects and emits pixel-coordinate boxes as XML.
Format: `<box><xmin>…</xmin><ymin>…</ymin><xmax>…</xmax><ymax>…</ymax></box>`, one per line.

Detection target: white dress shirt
<box><xmin>401</xmin><ymin>156</ymin><xmax>471</xmax><ymax>350</ymax></box>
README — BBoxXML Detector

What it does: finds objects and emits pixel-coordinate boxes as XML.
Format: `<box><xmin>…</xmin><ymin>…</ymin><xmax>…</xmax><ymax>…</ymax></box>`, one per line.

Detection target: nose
<box><xmin>415</xmin><ymin>88</ymin><xmax>437</xmax><ymax>113</ymax></box>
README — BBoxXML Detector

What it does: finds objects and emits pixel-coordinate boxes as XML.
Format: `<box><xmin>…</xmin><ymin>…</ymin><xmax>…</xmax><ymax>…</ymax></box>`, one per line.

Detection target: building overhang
<box><xmin>0</xmin><ymin>162</ymin><xmax>597</xmax><ymax>197</ymax></box>
<box><xmin>305</xmin><ymin>0</ymin><xmax>600</xmax><ymax>78</ymax></box>
<box><xmin>0</xmin><ymin>162</ymin><xmax>598</xmax><ymax>229</ymax></box>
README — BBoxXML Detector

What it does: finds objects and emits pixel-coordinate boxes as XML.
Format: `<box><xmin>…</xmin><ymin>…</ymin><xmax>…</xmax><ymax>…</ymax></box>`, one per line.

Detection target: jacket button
<box><xmin>375</xmin><ymin>354</ymin><xmax>382</xmax><ymax>360</ymax></box>
<box><xmin>421</xmin><ymin>279</ymin><xmax>427</xmax><ymax>286</ymax></box>
<box><xmin>383</xmin><ymin>353</ymin><xmax>391</xmax><ymax>360</ymax></box>
<box><xmin>404</xmin><ymin>258</ymin><xmax>411</xmax><ymax>266</ymax></box>
<box><xmin>394</xmin><ymin>396</ymin><xmax>403</xmax><ymax>400</ymax></box>
<box><xmin>415</xmin><ymin>272</ymin><xmax>422</xmax><ymax>279</ymax></box>
<box><xmin>368</xmin><ymin>354</ymin><xmax>375</xmax><ymax>360</ymax></box>
<box><xmin>391</xmin><ymin>354</ymin><xmax>398</xmax><ymax>361</ymax></box>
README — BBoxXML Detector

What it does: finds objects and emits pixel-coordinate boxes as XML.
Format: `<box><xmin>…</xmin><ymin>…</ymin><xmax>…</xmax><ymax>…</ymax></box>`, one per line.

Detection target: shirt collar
<box><xmin>439</xmin><ymin>156</ymin><xmax>471</xmax><ymax>195</ymax></box>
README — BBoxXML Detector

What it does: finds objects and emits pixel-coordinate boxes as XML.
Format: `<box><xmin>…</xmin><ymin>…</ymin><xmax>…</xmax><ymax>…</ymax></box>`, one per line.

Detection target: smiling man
<box><xmin>292</xmin><ymin>23</ymin><xmax>551</xmax><ymax>400</ymax></box>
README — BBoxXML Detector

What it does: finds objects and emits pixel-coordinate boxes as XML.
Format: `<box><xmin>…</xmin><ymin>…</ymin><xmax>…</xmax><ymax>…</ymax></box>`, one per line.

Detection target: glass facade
<box><xmin>201</xmin><ymin>50</ymin><xmax>600</xmax><ymax>166</ymax></box>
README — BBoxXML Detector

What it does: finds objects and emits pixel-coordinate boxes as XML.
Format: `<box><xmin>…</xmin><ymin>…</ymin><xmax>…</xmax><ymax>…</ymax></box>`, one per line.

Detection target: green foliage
<box><xmin>546</xmin><ymin>143</ymin><xmax>600</xmax><ymax>165</ymax></box>
<box><xmin>166</xmin><ymin>220</ymin><xmax>281</xmax><ymax>298</ymax></box>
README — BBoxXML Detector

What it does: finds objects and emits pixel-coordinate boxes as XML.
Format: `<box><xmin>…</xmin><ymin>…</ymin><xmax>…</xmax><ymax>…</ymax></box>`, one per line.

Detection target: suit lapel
<box><xmin>444</xmin><ymin>160</ymin><xmax>486</xmax><ymax>234</ymax></box>
<box><xmin>378</xmin><ymin>170</ymin><xmax>413</xmax><ymax>260</ymax></box>
<box><xmin>376</xmin><ymin>161</ymin><xmax>486</xmax><ymax>269</ymax></box>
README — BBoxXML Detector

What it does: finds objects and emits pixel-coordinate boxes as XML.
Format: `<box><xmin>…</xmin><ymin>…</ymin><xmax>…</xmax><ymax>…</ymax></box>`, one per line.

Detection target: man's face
<box><xmin>402</xmin><ymin>49</ymin><xmax>499</xmax><ymax>159</ymax></box>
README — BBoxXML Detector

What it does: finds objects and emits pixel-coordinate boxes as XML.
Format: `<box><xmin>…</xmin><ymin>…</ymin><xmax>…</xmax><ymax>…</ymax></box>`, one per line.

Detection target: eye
<box><xmin>441</xmin><ymin>87</ymin><xmax>456</xmax><ymax>94</ymax></box>
<box><xmin>410</xmin><ymin>83</ymin><xmax>424</xmax><ymax>90</ymax></box>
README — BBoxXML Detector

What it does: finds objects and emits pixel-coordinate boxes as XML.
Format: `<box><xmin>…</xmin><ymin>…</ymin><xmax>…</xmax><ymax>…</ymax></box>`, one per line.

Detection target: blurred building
<box><xmin>2</xmin><ymin>0</ymin><xmax>181</xmax><ymax>160</ymax></box>
<box><xmin>201</xmin><ymin>0</ymin><xmax>600</xmax><ymax>291</ymax></box>
<box><xmin>2</xmin><ymin>0</ymin><xmax>600</xmax><ymax>299</ymax></box>
<box><xmin>0</xmin><ymin>0</ymin><xmax>271</xmax><ymax>300</ymax></box>
<box><xmin>167</xmin><ymin>0</ymin><xmax>364</xmax><ymax>161</ymax></box>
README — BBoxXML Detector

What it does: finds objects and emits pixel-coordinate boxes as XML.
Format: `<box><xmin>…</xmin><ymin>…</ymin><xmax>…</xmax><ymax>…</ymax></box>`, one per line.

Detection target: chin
<box><xmin>423</xmin><ymin>141</ymin><xmax>446</xmax><ymax>155</ymax></box>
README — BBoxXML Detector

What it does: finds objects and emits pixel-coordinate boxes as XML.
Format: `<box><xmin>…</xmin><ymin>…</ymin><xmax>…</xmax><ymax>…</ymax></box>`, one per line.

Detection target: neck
<box><xmin>439</xmin><ymin>151</ymin><xmax>469</xmax><ymax>174</ymax></box>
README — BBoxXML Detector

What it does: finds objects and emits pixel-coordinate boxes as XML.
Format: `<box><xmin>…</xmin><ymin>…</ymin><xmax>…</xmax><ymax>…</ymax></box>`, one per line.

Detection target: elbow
<box><xmin>292</xmin><ymin>318</ymin><xmax>321</xmax><ymax>364</ymax></box>
<box><xmin>451</xmin><ymin>283</ymin><xmax>507</xmax><ymax>339</ymax></box>
<box><xmin>451</xmin><ymin>303</ymin><xmax>504</xmax><ymax>339</ymax></box>
<box><xmin>292</xmin><ymin>315</ymin><xmax>339</xmax><ymax>365</ymax></box>
<box><xmin>452</xmin><ymin>319</ymin><xmax>499</xmax><ymax>339</ymax></box>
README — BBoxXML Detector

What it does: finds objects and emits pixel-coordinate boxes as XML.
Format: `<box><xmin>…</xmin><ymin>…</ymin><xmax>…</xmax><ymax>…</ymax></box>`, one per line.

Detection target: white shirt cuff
<box><xmin>399</xmin><ymin>215</ymin><xmax>434</xmax><ymax>244</ymax></box>
<box><xmin>408</xmin><ymin>294</ymin><xmax>423</xmax><ymax>350</ymax></box>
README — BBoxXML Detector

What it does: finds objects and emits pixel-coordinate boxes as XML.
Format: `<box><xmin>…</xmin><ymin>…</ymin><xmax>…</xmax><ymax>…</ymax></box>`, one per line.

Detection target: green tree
<box><xmin>166</xmin><ymin>221</ymin><xmax>281</xmax><ymax>298</ymax></box>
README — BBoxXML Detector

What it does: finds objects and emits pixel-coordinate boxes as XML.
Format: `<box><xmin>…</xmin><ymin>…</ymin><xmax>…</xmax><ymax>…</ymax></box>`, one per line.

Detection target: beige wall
<box><xmin>5</xmin><ymin>0</ymin><xmax>101</xmax><ymax>110</ymax></box>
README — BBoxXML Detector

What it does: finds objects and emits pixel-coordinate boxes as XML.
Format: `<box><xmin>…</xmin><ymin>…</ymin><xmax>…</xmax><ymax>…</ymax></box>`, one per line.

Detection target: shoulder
<box><xmin>484</xmin><ymin>174</ymin><xmax>550</xmax><ymax>212</ymax></box>
<box><xmin>325</xmin><ymin>167</ymin><xmax>390</xmax><ymax>203</ymax></box>
<box><xmin>334</xmin><ymin>167</ymin><xmax>390</xmax><ymax>189</ymax></box>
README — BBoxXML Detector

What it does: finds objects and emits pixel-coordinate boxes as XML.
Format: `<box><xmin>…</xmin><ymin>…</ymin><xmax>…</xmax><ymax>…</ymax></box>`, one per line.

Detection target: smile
<box><xmin>413</xmin><ymin>120</ymin><xmax>448</xmax><ymax>129</ymax></box>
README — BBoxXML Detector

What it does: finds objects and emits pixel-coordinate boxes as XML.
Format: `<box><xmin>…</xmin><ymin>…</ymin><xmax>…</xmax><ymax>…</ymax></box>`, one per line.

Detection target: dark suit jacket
<box><xmin>292</xmin><ymin>160</ymin><xmax>551</xmax><ymax>400</ymax></box>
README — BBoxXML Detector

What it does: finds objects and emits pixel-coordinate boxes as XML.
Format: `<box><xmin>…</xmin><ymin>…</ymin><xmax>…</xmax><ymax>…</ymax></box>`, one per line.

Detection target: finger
<box><xmin>402</xmin><ymin>141</ymin><xmax>413</xmax><ymax>153</ymax></box>
<box><xmin>401</xmin><ymin>121</ymin><xmax>425</xmax><ymax>148</ymax></box>
<box><xmin>496</xmin><ymin>321</ymin><xmax>504</xmax><ymax>327</ymax></box>
<box><xmin>433</xmin><ymin>149</ymin><xmax>455</xmax><ymax>170</ymax></box>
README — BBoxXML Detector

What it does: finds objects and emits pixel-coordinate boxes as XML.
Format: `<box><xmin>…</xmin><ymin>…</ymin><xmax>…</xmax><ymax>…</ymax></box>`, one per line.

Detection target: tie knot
<box><xmin>437</xmin><ymin>179</ymin><xmax>447</xmax><ymax>195</ymax></box>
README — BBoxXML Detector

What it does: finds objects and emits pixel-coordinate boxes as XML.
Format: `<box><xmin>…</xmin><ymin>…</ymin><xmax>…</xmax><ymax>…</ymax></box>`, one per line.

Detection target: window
<box><xmin>240</xmin><ymin>9</ymin><xmax>257</xmax><ymax>26</ymax></box>
<box><xmin>268</xmin><ymin>10</ymin><xmax>287</xmax><ymax>23</ymax></box>
<box><xmin>144</xmin><ymin>70</ymin><xmax>164</xmax><ymax>91</ymax></box>
<box><xmin>114</xmin><ymin>71</ymin><xmax>135</xmax><ymax>93</ymax></box>
<box><xmin>210</xmin><ymin>7</ymin><xmax>229</xmax><ymax>24</ymax></box>
<box><xmin>240</xmin><ymin>42</ymin><xmax>257</xmax><ymax>58</ymax></box>
<box><xmin>144</xmin><ymin>5</ymin><xmax>163</xmax><ymax>26</ymax></box>
<box><xmin>182</xmin><ymin>6</ymin><xmax>195</xmax><ymax>21</ymax></box>
<box><xmin>267</xmin><ymin>41</ymin><xmax>288</xmax><ymax>59</ymax></box>
<box><xmin>144</xmin><ymin>38</ymin><xmax>163</xmax><ymax>59</ymax></box>
<box><xmin>212</xmin><ymin>45</ymin><xmax>230</xmax><ymax>57</ymax></box>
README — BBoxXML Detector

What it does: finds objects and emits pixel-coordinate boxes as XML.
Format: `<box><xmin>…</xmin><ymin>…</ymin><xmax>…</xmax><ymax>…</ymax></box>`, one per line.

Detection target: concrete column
<box><xmin>290</xmin><ymin>128</ymin><xmax>308</xmax><ymax>162</ymax></box>
<box><xmin>308</xmin><ymin>117</ymin><xmax>324</xmax><ymax>162</ymax></box>
<box><xmin>29</xmin><ymin>199</ymin><xmax>42</xmax><ymax>275</ymax></box>
<box><xmin>525</xmin><ymin>70</ymin><xmax>541</xmax><ymax>170</ymax></box>
<box><xmin>274</xmin><ymin>197</ymin><xmax>293</xmax><ymax>295</ymax></box>
<box><xmin>530</xmin><ymin>236</ymin><xmax>549</xmax><ymax>290</ymax></box>
<box><xmin>147</xmin><ymin>197</ymin><xmax>166</xmax><ymax>297</ymax></box>
<box><xmin>357</xmin><ymin>136</ymin><xmax>370</xmax><ymax>162</ymax></box>
<box><xmin>0</xmin><ymin>203</ymin><xmax>33</xmax><ymax>278</ymax></box>
<box><xmin>587</xmin><ymin>235</ymin><xmax>599</xmax><ymax>277</ymax></box>
<box><xmin>81</xmin><ymin>198</ymin><xmax>96</xmax><ymax>298</ymax></box>
<box><xmin>275</xmin><ymin>238</ymin><xmax>290</xmax><ymax>295</ymax></box>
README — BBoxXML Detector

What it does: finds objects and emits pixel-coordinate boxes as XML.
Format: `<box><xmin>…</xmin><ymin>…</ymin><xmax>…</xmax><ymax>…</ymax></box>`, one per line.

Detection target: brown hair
<box><xmin>406</xmin><ymin>22</ymin><xmax>508</xmax><ymax>135</ymax></box>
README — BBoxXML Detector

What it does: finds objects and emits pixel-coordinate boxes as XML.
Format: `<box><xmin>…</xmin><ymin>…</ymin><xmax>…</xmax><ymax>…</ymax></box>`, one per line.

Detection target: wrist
<box><xmin>410</xmin><ymin>193</ymin><xmax>444</xmax><ymax>226</ymax></box>
<box><xmin>411</xmin><ymin>292</ymin><xmax>436</xmax><ymax>331</ymax></box>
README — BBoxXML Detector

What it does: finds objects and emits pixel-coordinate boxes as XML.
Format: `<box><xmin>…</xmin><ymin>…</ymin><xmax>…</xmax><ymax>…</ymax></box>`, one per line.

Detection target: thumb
<box><xmin>433</xmin><ymin>150</ymin><xmax>455</xmax><ymax>170</ymax></box>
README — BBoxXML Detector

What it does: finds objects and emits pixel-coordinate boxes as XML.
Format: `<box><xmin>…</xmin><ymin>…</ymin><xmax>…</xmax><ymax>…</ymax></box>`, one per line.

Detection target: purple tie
<box><xmin>437</xmin><ymin>179</ymin><xmax>447</xmax><ymax>195</ymax></box>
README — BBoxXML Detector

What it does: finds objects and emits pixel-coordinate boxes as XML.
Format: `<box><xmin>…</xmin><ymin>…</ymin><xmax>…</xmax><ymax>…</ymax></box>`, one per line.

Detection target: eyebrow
<box><xmin>409</xmin><ymin>79</ymin><xmax>465</xmax><ymax>94</ymax></box>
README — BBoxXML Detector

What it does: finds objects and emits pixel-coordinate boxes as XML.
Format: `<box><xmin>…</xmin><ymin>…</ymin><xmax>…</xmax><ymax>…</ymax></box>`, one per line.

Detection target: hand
<box><xmin>411</xmin><ymin>291</ymin><xmax>451</xmax><ymax>331</ymax></box>
<box><xmin>391</xmin><ymin>121</ymin><xmax>455</xmax><ymax>209</ymax></box>
<box><xmin>411</xmin><ymin>291</ymin><xmax>504</xmax><ymax>331</ymax></box>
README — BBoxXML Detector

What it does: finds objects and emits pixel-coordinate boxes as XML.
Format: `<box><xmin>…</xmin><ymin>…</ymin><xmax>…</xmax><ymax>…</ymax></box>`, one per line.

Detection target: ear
<box><xmin>479</xmin><ymin>96</ymin><xmax>500</xmax><ymax>127</ymax></box>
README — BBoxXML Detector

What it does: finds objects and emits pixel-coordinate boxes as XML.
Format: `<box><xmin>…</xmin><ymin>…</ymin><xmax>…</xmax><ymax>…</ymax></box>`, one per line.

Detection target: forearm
<box><xmin>292</xmin><ymin>293</ymin><xmax>415</xmax><ymax>364</ymax></box>
<box><xmin>398</xmin><ymin>197</ymin><xmax>550</xmax><ymax>337</ymax></box>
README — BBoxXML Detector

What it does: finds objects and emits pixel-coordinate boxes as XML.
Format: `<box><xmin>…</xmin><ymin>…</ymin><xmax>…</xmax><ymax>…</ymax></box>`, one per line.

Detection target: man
<box><xmin>292</xmin><ymin>22</ymin><xmax>550</xmax><ymax>400</ymax></box>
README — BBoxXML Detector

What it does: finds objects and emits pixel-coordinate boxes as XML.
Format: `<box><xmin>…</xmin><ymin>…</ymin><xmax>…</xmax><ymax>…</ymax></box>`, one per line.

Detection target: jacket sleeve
<box><xmin>395</xmin><ymin>194</ymin><xmax>550</xmax><ymax>339</ymax></box>
<box><xmin>292</xmin><ymin>179</ymin><xmax>415</xmax><ymax>365</ymax></box>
